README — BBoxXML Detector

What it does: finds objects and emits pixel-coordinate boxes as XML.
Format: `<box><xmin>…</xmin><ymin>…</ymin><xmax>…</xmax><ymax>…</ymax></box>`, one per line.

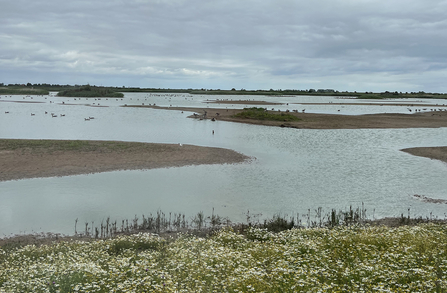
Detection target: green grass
<box><xmin>232</xmin><ymin>107</ymin><xmax>301</xmax><ymax>122</ymax></box>
<box><xmin>1</xmin><ymin>224</ymin><xmax>447</xmax><ymax>292</ymax></box>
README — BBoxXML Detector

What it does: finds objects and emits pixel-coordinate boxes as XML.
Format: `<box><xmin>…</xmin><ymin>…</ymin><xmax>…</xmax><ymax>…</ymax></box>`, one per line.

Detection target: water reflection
<box><xmin>1</xmin><ymin>93</ymin><xmax>447</xmax><ymax>236</ymax></box>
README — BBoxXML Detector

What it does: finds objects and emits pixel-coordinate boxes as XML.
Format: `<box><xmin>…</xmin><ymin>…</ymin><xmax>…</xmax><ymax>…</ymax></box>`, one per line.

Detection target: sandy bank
<box><xmin>0</xmin><ymin>139</ymin><xmax>250</xmax><ymax>182</ymax></box>
<box><xmin>401</xmin><ymin>146</ymin><xmax>447</xmax><ymax>164</ymax></box>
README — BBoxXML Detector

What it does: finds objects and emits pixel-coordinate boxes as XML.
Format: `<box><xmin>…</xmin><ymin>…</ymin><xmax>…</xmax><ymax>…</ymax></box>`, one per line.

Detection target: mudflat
<box><xmin>0</xmin><ymin>139</ymin><xmax>250</xmax><ymax>182</ymax></box>
<box><xmin>401</xmin><ymin>147</ymin><xmax>447</xmax><ymax>164</ymax></box>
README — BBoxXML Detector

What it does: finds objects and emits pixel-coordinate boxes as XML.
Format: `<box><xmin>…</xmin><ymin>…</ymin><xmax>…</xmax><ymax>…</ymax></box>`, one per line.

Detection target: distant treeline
<box><xmin>57</xmin><ymin>85</ymin><xmax>124</xmax><ymax>98</ymax></box>
<box><xmin>120</xmin><ymin>88</ymin><xmax>447</xmax><ymax>99</ymax></box>
<box><xmin>0</xmin><ymin>88</ymin><xmax>49</xmax><ymax>95</ymax></box>
<box><xmin>1</xmin><ymin>82</ymin><xmax>446</xmax><ymax>99</ymax></box>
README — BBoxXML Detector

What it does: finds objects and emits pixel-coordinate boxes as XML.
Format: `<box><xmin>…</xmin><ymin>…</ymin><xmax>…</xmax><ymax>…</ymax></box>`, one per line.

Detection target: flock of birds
<box><xmin>407</xmin><ymin>107</ymin><xmax>447</xmax><ymax>112</ymax></box>
<box><xmin>2</xmin><ymin>94</ymin><xmax>447</xmax><ymax>121</ymax></box>
<box><xmin>1</xmin><ymin>93</ymin><xmax>192</xmax><ymax>119</ymax></box>
<box><xmin>3</xmin><ymin>109</ymin><xmax>95</xmax><ymax>121</ymax></box>
<box><xmin>1</xmin><ymin>95</ymin><xmax>95</xmax><ymax>121</ymax></box>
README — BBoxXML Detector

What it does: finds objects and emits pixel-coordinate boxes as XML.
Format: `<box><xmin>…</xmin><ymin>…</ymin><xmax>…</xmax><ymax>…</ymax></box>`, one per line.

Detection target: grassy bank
<box><xmin>1</xmin><ymin>224</ymin><xmax>446</xmax><ymax>292</ymax></box>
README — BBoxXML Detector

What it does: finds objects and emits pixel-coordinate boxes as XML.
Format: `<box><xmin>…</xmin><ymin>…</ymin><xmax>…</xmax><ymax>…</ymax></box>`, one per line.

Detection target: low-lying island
<box><xmin>0</xmin><ymin>139</ymin><xmax>250</xmax><ymax>181</ymax></box>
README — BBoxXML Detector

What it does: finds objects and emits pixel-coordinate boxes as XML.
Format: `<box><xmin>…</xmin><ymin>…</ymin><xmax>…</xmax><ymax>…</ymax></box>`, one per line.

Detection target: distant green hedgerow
<box><xmin>57</xmin><ymin>85</ymin><xmax>124</xmax><ymax>98</ymax></box>
<box><xmin>233</xmin><ymin>107</ymin><xmax>301</xmax><ymax>122</ymax></box>
<box><xmin>0</xmin><ymin>88</ymin><xmax>49</xmax><ymax>95</ymax></box>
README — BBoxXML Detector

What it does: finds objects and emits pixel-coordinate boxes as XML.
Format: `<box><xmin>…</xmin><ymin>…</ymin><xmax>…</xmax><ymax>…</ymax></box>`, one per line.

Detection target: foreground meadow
<box><xmin>1</xmin><ymin>224</ymin><xmax>446</xmax><ymax>292</ymax></box>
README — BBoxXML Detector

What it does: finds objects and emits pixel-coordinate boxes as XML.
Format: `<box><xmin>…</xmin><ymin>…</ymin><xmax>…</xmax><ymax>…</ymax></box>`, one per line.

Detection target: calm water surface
<box><xmin>1</xmin><ymin>93</ymin><xmax>447</xmax><ymax>236</ymax></box>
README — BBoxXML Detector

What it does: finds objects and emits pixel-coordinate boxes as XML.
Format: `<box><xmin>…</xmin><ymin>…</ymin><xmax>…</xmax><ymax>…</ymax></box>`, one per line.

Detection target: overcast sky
<box><xmin>1</xmin><ymin>0</ymin><xmax>447</xmax><ymax>92</ymax></box>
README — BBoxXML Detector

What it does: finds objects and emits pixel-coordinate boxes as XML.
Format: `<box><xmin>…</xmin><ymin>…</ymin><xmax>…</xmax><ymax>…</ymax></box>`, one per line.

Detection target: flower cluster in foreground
<box><xmin>1</xmin><ymin>224</ymin><xmax>446</xmax><ymax>292</ymax></box>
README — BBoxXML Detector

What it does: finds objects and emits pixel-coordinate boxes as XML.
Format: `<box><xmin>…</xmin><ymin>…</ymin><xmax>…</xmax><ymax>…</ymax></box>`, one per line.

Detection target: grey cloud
<box><xmin>1</xmin><ymin>0</ymin><xmax>447</xmax><ymax>91</ymax></box>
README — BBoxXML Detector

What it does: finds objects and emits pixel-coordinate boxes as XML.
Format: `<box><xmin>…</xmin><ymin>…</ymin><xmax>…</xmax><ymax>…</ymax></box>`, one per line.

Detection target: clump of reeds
<box><xmin>76</xmin><ymin>209</ymin><xmax>232</xmax><ymax>239</ymax></box>
<box><xmin>75</xmin><ymin>203</ymin><xmax>447</xmax><ymax>240</ymax></box>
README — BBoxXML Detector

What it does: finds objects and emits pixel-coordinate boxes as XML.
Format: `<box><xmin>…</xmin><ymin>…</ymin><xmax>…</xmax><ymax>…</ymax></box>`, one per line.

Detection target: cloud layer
<box><xmin>1</xmin><ymin>0</ymin><xmax>447</xmax><ymax>92</ymax></box>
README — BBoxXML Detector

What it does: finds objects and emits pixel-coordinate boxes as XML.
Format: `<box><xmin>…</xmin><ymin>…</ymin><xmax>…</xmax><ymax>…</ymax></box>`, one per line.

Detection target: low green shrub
<box><xmin>233</xmin><ymin>107</ymin><xmax>301</xmax><ymax>122</ymax></box>
<box><xmin>57</xmin><ymin>85</ymin><xmax>124</xmax><ymax>98</ymax></box>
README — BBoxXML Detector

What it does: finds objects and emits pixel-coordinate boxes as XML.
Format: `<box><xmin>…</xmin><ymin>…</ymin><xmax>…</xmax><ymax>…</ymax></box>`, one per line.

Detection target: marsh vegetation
<box><xmin>1</xmin><ymin>88</ymin><xmax>447</xmax><ymax>291</ymax></box>
<box><xmin>1</xmin><ymin>208</ymin><xmax>446</xmax><ymax>292</ymax></box>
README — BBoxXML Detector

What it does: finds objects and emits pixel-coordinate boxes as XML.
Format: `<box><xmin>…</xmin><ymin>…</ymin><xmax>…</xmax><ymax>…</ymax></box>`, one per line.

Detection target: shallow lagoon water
<box><xmin>1</xmin><ymin>93</ymin><xmax>447</xmax><ymax>236</ymax></box>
